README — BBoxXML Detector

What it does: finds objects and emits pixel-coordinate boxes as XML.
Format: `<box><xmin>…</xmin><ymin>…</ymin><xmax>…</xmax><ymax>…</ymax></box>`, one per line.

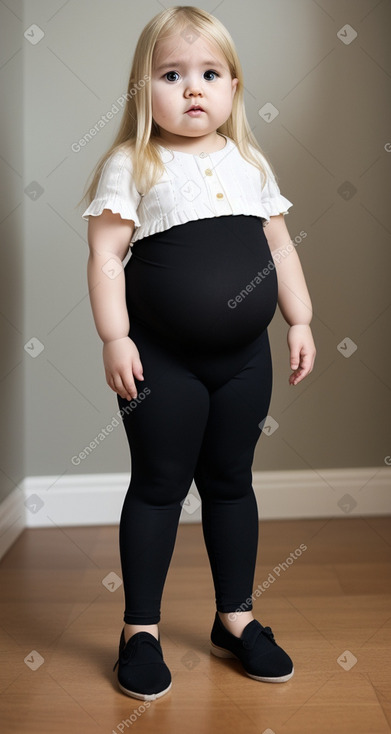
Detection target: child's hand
<box><xmin>287</xmin><ymin>324</ymin><xmax>316</xmax><ymax>385</ymax></box>
<box><xmin>102</xmin><ymin>336</ymin><xmax>144</xmax><ymax>400</ymax></box>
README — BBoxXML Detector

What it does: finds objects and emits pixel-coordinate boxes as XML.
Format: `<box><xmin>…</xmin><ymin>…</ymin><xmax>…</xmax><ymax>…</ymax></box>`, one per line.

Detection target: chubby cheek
<box><xmin>221</xmin><ymin>85</ymin><xmax>235</xmax><ymax>111</ymax></box>
<box><xmin>152</xmin><ymin>89</ymin><xmax>172</xmax><ymax>122</ymax></box>
<box><xmin>151</xmin><ymin>84</ymin><xmax>162</xmax><ymax>112</ymax></box>
<box><xmin>151</xmin><ymin>91</ymin><xmax>159</xmax><ymax>118</ymax></box>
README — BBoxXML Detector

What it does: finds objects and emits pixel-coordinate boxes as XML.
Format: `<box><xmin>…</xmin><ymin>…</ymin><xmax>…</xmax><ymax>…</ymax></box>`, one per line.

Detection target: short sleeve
<box><xmin>81</xmin><ymin>149</ymin><xmax>142</xmax><ymax>225</ymax></box>
<box><xmin>251</xmin><ymin>146</ymin><xmax>293</xmax><ymax>223</ymax></box>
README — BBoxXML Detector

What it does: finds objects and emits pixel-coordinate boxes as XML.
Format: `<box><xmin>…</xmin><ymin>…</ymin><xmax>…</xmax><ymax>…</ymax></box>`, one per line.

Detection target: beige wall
<box><xmin>1</xmin><ymin>0</ymin><xmax>390</xmax><ymax>505</ymax></box>
<box><xmin>0</xmin><ymin>0</ymin><xmax>24</xmax><ymax>505</ymax></box>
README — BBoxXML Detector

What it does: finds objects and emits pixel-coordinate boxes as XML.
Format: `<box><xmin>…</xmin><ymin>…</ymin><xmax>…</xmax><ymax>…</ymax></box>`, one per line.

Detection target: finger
<box><xmin>289</xmin><ymin>358</ymin><xmax>313</xmax><ymax>384</ymax></box>
<box><xmin>296</xmin><ymin>351</ymin><xmax>312</xmax><ymax>370</ymax></box>
<box><xmin>124</xmin><ymin>380</ymin><xmax>138</xmax><ymax>400</ymax></box>
<box><xmin>113</xmin><ymin>373</ymin><xmax>137</xmax><ymax>400</ymax></box>
<box><xmin>124</xmin><ymin>379</ymin><xmax>138</xmax><ymax>400</ymax></box>
<box><xmin>289</xmin><ymin>370</ymin><xmax>305</xmax><ymax>385</ymax></box>
<box><xmin>290</xmin><ymin>349</ymin><xmax>301</xmax><ymax>370</ymax></box>
<box><xmin>122</xmin><ymin>367</ymin><xmax>142</xmax><ymax>398</ymax></box>
<box><xmin>132</xmin><ymin>357</ymin><xmax>144</xmax><ymax>381</ymax></box>
<box><xmin>106</xmin><ymin>374</ymin><xmax>119</xmax><ymax>394</ymax></box>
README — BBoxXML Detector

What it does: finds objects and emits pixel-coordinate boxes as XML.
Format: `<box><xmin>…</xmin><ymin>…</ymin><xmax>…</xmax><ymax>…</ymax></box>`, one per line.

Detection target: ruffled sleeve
<box><xmin>251</xmin><ymin>147</ymin><xmax>293</xmax><ymax>223</ymax></box>
<box><xmin>81</xmin><ymin>149</ymin><xmax>142</xmax><ymax>225</ymax></box>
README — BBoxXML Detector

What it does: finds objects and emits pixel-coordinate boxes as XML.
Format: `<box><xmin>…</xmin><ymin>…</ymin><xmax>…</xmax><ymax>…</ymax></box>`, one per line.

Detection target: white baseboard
<box><xmin>1</xmin><ymin>467</ymin><xmax>390</xmax><ymax>560</ymax></box>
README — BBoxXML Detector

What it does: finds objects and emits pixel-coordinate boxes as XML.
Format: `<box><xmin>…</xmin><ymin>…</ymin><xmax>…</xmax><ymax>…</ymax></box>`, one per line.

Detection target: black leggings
<box><xmin>116</xmin><ymin>215</ymin><xmax>278</xmax><ymax>624</ymax></box>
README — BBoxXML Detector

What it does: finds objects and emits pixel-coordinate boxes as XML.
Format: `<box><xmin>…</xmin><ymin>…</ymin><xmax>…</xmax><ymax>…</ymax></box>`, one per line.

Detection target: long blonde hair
<box><xmin>78</xmin><ymin>5</ymin><xmax>276</xmax><ymax>210</ymax></box>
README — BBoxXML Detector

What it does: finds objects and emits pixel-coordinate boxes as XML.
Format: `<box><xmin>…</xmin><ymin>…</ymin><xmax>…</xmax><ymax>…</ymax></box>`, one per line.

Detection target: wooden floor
<box><xmin>1</xmin><ymin>516</ymin><xmax>391</xmax><ymax>734</ymax></box>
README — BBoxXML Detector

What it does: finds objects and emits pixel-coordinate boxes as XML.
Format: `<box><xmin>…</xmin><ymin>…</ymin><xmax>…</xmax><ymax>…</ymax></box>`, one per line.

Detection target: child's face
<box><xmin>151</xmin><ymin>31</ymin><xmax>238</xmax><ymax>142</ymax></box>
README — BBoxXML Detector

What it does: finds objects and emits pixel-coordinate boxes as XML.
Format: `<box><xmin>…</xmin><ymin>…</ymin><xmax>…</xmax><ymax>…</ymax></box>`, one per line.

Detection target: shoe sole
<box><xmin>117</xmin><ymin>680</ymin><xmax>172</xmax><ymax>701</ymax></box>
<box><xmin>210</xmin><ymin>642</ymin><xmax>294</xmax><ymax>683</ymax></box>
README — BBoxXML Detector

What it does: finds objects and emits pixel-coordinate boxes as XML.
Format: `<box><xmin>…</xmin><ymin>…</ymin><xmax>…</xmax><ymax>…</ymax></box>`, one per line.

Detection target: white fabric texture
<box><xmin>82</xmin><ymin>134</ymin><xmax>293</xmax><ymax>245</ymax></box>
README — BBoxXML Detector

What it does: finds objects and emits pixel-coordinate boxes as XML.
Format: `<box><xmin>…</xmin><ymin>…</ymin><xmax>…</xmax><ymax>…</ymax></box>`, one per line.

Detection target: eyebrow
<box><xmin>155</xmin><ymin>60</ymin><xmax>226</xmax><ymax>72</ymax></box>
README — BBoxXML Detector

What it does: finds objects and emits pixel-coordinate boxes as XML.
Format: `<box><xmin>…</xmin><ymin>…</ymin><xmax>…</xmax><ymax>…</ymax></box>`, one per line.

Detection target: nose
<box><xmin>184</xmin><ymin>73</ymin><xmax>203</xmax><ymax>98</ymax></box>
<box><xmin>185</xmin><ymin>86</ymin><xmax>203</xmax><ymax>98</ymax></box>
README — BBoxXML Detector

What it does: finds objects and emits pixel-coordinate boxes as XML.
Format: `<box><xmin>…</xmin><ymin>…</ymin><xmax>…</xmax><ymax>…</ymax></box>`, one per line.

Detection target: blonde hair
<box><xmin>78</xmin><ymin>5</ymin><xmax>276</xmax><ymax>210</ymax></box>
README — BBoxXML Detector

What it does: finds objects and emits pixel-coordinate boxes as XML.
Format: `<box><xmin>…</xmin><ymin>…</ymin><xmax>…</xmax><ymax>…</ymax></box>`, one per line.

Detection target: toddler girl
<box><xmin>80</xmin><ymin>5</ymin><xmax>316</xmax><ymax>701</ymax></box>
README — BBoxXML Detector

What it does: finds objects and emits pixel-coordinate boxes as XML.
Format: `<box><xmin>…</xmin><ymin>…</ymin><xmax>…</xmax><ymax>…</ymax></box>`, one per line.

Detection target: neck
<box><xmin>153</xmin><ymin>132</ymin><xmax>226</xmax><ymax>154</ymax></box>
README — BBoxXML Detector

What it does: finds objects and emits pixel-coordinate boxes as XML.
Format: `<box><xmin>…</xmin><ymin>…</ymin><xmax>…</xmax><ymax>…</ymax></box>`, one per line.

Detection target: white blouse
<box><xmin>82</xmin><ymin>134</ymin><xmax>293</xmax><ymax>245</ymax></box>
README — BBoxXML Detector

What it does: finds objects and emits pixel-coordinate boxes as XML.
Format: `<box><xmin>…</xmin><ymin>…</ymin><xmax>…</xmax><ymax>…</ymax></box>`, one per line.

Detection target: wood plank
<box><xmin>1</xmin><ymin>517</ymin><xmax>390</xmax><ymax>733</ymax></box>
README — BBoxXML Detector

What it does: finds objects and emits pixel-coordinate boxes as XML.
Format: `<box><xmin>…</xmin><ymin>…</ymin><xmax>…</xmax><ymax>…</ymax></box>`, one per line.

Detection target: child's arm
<box><xmin>86</xmin><ymin>210</ymin><xmax>144</xmax><ymax>399</ymax></box>
<box><xmin>263</xmin><ymin>214</ymin><xmax>316</xmax><ymax>386</ymax></box>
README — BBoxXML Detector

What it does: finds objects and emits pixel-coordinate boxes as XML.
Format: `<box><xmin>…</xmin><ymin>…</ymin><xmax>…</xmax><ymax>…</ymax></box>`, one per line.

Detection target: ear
<box><xmin>231</xmin><ymin>78</ymin><xmax>239</xmax><ymax>97</ymax></box>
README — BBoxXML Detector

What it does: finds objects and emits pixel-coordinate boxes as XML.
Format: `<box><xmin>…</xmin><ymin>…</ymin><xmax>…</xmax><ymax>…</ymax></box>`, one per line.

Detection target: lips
<box><xmin>186</xmin><ymin>105</ymin><xmax>204</xmax><ymax>112</ymax></box>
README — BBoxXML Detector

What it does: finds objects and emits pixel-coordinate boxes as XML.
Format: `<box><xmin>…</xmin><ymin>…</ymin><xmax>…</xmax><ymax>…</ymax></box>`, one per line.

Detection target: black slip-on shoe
<box><xmin>210</xmin><ymin>612</ymin><xmax>294</xmax><ymax>683</ymax></box>
<box><xmin>113</xmin><ymin>628</ymin><xmax>172</xmax><ymax>700</ymax></box>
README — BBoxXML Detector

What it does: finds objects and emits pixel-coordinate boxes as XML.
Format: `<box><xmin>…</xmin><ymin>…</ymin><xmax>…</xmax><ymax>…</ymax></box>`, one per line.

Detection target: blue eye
<box><xmin>204</xmin><ymin>70</ymin><xmax>220</xmax><ymax>80</ymax></box>
<box><xmin>165</xmin><ymin>71</ymin><xmax>179</xmax><ymax>82</ymax></box>
<box><xmin>163</xmin><ymin>69</ymin><xmax>220</xmax><ymax>82</ymax></box>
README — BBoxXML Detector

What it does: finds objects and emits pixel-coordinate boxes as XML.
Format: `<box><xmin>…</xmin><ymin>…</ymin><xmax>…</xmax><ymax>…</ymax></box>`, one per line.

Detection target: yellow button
<box><xmin>205</xmin><ymin>168</ymin><xmax>213</xmax><ymax>176</ymax></box>
<box><xmin>216</xmin><ymin>193</ymin><xmax>224</xmax><ymax>199</ymax></box>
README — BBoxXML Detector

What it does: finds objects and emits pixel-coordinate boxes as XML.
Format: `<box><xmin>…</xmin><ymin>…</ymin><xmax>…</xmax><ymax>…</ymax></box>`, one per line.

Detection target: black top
<box><xmin>124</xmin><ymin>215</ymin><xmax>278</xmax><ymax>352</ymax></box>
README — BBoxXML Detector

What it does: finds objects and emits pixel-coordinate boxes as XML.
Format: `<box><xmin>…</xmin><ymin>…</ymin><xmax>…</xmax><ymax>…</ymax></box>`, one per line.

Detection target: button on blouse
<box><xmin>82</xmin><ymin>134</ymin><xmax>293</xmax><ymax>245</ymax></box>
